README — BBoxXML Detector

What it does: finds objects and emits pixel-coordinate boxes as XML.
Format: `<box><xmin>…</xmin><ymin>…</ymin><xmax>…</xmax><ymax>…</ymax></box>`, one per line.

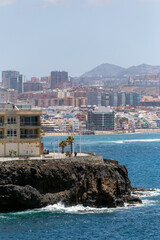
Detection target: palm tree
<box><xmin>59</xmin><ymin>140</ymin><xmax>67</xmax><ymax>154</ymax></box>
<box><xmin>9</xmin><ymin>150</ymin><xmax>17</xmax><ymax>157</ymax></box>
<box><xmin>66</xmin><ymin>136</ymin><xmax>74</xmax><ymax>154</ymax></box>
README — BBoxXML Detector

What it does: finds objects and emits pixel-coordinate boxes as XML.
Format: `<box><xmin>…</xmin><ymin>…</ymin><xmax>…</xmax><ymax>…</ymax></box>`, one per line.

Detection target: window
<box><xmin>7</xmin><ymin>116</ymin><xmax>16</xmax><ymax>124</ymax></box>
<box><xmin>0</xmin><ymin>131</ymin><xmax>3</xmax><ymax>138</ymax></box>
<box><xmin>21</xmin><ymin>116</ymin><xmax>39</xmax><ymax>126</ymax></box>
<box><xmin>7</xmin><ymin>129</ymin><xmax>17</xmax><ymax>137</ymax></box>
<box><xmin>0</xmin><ymin>117</ymin><xmax>3</xmax><ymax>126</ymax></box>
<box><xmin>20</xmin><ymin>129</ymin><xmax>38</xmax><ymax>138</ymax></box>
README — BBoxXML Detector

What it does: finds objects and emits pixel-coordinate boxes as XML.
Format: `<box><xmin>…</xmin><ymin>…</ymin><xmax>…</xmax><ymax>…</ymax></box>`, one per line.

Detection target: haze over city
<box><xmin>1</xmin><ymin>1</ymin><xmax>160</xmax><ymax>239</ymax></box>
<box><xmin>1</xmin><ymin>0</ymin><xmax>160</xmax><ymax>79</ymax></box>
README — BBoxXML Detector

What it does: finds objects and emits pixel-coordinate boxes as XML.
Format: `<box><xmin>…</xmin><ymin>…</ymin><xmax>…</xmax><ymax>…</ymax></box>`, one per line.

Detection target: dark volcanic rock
<box><xmin>0</xmin><ymin>158</ymin><xmax>141</xmax><ymax>212</ymax></box>
<box><xmin>126</xmin><ymin>196</ymin><xmax>142</xmax><ymax>204</ymax></box>
<box><xmin>123</xmin><ymin>195</ymin><xmax>142</xmax><ymax>204</ymax></box>
<box><xmin>0</xmin><ymin>185</ymin><xmax>42</xmax><ymax>212</ymax></box>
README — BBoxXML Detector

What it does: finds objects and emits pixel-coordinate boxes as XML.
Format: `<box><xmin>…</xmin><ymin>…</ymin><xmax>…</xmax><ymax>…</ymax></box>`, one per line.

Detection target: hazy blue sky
<box><xmin>0</xmin><ymin>0</ymin><xmax>160</xmax><ymax>79</ymax></box>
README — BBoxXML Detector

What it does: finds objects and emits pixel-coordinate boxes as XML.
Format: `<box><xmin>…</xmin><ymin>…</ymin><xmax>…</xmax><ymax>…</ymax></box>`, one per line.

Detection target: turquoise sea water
<box><xmin>1</xmin><ymin>132</ymin><xmax>160</xmax><ymax>240</ymax></box>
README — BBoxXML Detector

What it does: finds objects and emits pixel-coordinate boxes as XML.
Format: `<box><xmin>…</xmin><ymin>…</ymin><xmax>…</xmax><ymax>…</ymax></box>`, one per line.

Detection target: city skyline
<box><xmin>0</xmin><ymin>0</ymin><xmax>160</xmax><ymax>79</ymax></box>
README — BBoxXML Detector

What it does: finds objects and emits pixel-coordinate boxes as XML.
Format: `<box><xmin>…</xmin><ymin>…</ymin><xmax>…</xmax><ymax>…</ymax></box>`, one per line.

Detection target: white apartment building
<box><xmin>0</xmin><ymin>103</ymin><xmax>42</xmax><ymax>157</ymax></box>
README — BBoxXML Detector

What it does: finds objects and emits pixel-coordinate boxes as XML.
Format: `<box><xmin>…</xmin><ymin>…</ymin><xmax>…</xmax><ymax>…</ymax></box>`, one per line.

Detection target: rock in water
<box><xmin>0</xmin><ymin>158</ymin><xmax>141</xmax><ymax>212</ymax></box>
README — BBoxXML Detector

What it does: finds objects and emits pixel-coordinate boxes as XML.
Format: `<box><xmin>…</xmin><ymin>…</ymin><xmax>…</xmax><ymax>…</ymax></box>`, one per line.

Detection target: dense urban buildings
<box><xmin>1</xmin><ymin>68</ymin><xmax>160</xmax><ymax>133</ymax></box>
<box><xmin>0</xmin><ymin>89</ymin><xmax>18</xmax><ymax>103</ymax></box>
<box><xmin>24</xmin><ymin>81</ymin><xmax>43</xmax><ymax>92</ymax></box>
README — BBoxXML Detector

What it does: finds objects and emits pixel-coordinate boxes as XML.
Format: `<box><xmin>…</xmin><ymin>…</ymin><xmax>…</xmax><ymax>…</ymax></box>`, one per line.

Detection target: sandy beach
<box><xmin>43</xmin><ymin>128</ymin><xmax>160</xmax><ymax>137</ymax></box>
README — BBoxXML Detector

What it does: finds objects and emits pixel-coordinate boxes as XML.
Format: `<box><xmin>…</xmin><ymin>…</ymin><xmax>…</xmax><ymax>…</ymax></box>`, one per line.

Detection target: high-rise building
<box><xmin>101</xmin><ymin>93</ymin><xmax>110</xmax><ymax>107</ymax></box>
<box><xmin>9</xmin><ymin>77</ymin><xmax>18</xmax><ymax>90</ymax></box>
<box><xmin>126</xmin><ymin>93</ymin><xmax>134</xmax><ymax>106</ymax></box>
<box><xmin>87</xmin><ymin>91</ymin><xmax>101</xmax><ymax>106</ymax></box>
<box><xmin>133</xmin><ymin>93</ymin><xmax>141</xmax><ymax>105</ymax></box>
<box><xmin>2</xmin><ymin>71</ymin><xmax>19</xmax><ymax>88</ymax></box>
<box><xmin>117</xmin><ymin>92</ymin><xmax>126</xmax><ymax>106</ymax></box>
<box><xmin>87</xmin><ymin>110</ymin><xmax>115</xmax><ymax>131</ymax></box>
<box><xmin>2</xmin><ymin>71</ymin><xmax>25</xmax><ymax>94</ymax></box>
<box><xmin>109</xmin><ymin>93</ymin><xmax>118</xmax><ymax>106</ymax></box>
<box><xmin>50</xmin><ymin>71</ymin><xmax>68</xmax><ymax>89</ymax></box>
<box><xmin>125</xmin><ymin>93</ymin><xmax>140</xmax><ymax>106</ymax></box>
<box><xmin>18</xmin><ymin>75</ymin><xmax>26</xmax><ymax>94</ymax></box>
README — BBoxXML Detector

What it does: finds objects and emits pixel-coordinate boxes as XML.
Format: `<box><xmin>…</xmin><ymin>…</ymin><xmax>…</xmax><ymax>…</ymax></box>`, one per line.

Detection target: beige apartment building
<box><xmin>0</xmin><ymin>103</ymin><xmax>42</xmax><ymax>157</ymax></box>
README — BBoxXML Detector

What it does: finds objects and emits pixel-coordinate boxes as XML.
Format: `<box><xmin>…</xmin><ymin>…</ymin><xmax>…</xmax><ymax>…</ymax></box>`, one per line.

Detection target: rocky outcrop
<box><xmin>0</xmin><ymin>158</ymin><xmax>141</xmax><ymax>212</ymax></box>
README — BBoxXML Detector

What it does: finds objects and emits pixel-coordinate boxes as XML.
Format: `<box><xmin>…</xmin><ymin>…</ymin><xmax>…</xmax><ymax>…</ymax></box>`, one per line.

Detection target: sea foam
<box><xmin>110</xmin><ymin>139</ymin><xmax>160</xmax><ymax>144</ymax></box>
<box><xmin>132</xmin><ymin>189</ymin><xmax>160</xmax><ymax>198</ymax></box>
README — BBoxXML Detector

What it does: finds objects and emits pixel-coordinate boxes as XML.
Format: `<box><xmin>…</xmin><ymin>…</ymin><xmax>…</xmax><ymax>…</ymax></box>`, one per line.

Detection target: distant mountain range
<box><xmin>82</xmin><ymin>63</ymin><xmax>160</xmax><ymax>78</ymax></box>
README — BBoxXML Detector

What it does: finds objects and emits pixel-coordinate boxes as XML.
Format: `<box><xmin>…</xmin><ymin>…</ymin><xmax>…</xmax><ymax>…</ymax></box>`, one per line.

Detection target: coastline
<box><xmin>0</xmin><ymin>157</ymin><xmax>141</xmax><ymax>212</ymax></box>
<box><xmin>43</xmin><ymin>128</ymin><xmax>160</xmax><ymax>137</ymax></box>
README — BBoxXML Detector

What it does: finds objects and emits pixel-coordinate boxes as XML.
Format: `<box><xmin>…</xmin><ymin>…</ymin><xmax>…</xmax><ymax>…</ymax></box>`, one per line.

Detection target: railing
<box><xmin>20</xmin><ymin>134</ymin><xmax>40</xmax><ymax>139</ymax></box>
<box><xmin>0</xmin><ymin>135</ymin><xmax>39</xmax><ymax>139</ymax></box>
<box><xmin>20</xmin><ymin>122</ymin><xmax>40</xmax><ymax>126</ymax></box>
<box><xmin>7</xmin><ymin>135</ymin><xmax>17</xmax><ymax>137</ymax></box>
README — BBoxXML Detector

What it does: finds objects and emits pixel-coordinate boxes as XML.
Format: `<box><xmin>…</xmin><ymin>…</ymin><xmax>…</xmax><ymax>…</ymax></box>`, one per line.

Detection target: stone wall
<box><xmin>0</xmin><ymin>142</ymin><xmax>41</xmax><ymax>157</ymax></box>
<box><xmin>1</xmin><ymin>155</ymin><xmax>104</xmax><ymax>165</ymax></box>
<box><xmin>52</xmin><ymin>155</ymin><xmax>104</xmax><ymax>164</ymax></box>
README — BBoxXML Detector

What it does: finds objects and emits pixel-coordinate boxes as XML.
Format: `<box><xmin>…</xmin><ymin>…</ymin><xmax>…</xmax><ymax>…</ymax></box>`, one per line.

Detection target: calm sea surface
<box><xmin>1</xmin><ymin>132</ymin><xmax>160</xmax><ymax>240</ymax></box>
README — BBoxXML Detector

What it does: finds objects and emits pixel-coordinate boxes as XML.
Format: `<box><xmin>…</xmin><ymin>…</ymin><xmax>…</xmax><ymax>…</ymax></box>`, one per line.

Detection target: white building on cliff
<box><xmin>0</xmin><ymin>103</ymin><xmax>42</xmax><ymax>157</ymax></box>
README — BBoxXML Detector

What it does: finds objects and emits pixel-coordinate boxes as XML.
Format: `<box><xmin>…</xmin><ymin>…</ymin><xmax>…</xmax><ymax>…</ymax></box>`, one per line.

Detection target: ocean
<box><xmin>0</xmin><ymin>132</ymin><xmax>160</xmax><ymax>240</ymax></box>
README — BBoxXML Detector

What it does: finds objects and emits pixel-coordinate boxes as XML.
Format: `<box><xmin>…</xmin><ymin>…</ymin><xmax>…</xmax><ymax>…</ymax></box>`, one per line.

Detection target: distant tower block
<box><xmin>158</xmin><ymin>85</ymin><xmax>160</xmax><ymax>99</ymax></box>
<box><xmin>50</xmin><ymin>71</ymin><xmax>68</xmax><ymax>89</ymax></box>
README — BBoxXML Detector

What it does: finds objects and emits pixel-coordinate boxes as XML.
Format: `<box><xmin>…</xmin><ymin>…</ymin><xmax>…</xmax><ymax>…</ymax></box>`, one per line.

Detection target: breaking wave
<box><xmin>85</xmin><ymin>139</ymin><xmax>160</xmax><ymax>145</ymax></box>
<box><xmin>0</xmin><ymin>189</ymin><xmax>159</xmax><ymax>218</ymax></box>
<box><xmin>132</xmin><ymin>188</ymin><xmax>160</xmax><ymax>198</ymax></box>
<box><xmin>109</xmin><ymin>139</ymin><xmax>160</xmax><ymax>144</ymax></box>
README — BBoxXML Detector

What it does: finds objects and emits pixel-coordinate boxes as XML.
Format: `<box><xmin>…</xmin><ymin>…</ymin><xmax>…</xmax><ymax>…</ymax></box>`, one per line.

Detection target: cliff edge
<box><xmin>0</xmin><ymin>157</ymin><xmax>141</xmax><ymax>212</ymax></box>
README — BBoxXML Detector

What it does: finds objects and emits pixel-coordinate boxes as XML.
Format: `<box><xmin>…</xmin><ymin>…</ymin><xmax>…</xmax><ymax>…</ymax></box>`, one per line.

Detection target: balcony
<box><xmin>20</xmin><ymin>117</ymin><xmax>40</xmax><ymax>127</ymax></box>
<box><xmin>20</xmin><ymin>122</ymin><xmax>40</xmax><ymax>127</ymax></box>
<box><xmin>20</xmin><ymin>134</ymin><xmax>40</xmax><ymax>139</ymax></box>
